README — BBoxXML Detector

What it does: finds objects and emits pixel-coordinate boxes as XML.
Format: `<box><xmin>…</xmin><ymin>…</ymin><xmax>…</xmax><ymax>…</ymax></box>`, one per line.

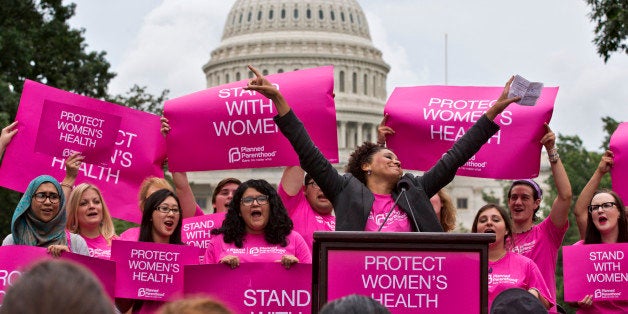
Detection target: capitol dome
<box><xmin>191</xmin><ymin>0</ymin><xmax>390</xmax><ymax>211</ymax></box>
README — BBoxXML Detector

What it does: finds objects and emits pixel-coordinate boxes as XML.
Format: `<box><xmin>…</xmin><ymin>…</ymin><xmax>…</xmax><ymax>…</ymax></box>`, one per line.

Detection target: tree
<box><xmin>600</xmin><ymin>115</ymin><xmax>620</xmax><ymax>149</ymax></box>
<box><xmin>0</xmin><ymin>0</ymin><xmax>116</xmax><ymax>237</ymax></box>
<box><xmin>585</xmin><ymin>0</ymin><xmax>628</xmax><ymax>62</ymax></box>
<box><xmin>0</xmin><ymin>0</ymin><xmax>168</xmax><ymax>237</ymax></box>
<box><xmin>107</xmin><ymin>85</ymin><xmax>170</xmax><ymax>116</ymax></box>
<box><xmin>547</xmin><ymin>130</ymin><xmax>616</xmax><ymax>312</ymax></box>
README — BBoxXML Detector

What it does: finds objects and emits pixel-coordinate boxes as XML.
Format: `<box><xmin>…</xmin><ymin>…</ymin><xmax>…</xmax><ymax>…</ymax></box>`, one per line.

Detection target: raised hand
<box><xmin>485</xmin><ymin>76</ymin><xmax>521</xmax><ymax>121</ymax></box>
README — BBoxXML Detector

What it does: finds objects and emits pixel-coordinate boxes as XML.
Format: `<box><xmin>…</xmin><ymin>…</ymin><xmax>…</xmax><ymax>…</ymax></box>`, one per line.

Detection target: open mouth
<box><xmin>483</xmin><ymin>229</ymin><xmax>495</xmax><ymax>233</ymax></box>
<box><xmin>87</xmin><ymin>211</ymin><xmax>98</xmax><ymax>217</ymax></box>
<box><xmin>251</xmin><ymin>209</ymin><xmax>263</xmax><ymax>218</ymax></box>
<box><xmin>164</xmin><ymin>220</ymin><xmax>175</xmax><ymax>228</ymax></box>
<box><xmin>598</xmin><ymin>216</ymin><xmax>608</xmax><ymax>224</ymax></box>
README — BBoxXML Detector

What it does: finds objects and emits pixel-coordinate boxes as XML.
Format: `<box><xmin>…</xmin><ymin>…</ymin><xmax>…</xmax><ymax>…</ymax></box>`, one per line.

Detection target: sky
<box><xmin>66</xmin><ymin>0</ymin><xmax>628</xmax><ymax>151</ymax></box>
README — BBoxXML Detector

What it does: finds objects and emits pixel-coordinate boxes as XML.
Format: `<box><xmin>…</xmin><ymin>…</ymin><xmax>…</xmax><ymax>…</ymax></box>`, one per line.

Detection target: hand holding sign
<box><xmin>377</xmin><ymin>114</ymin><xmax>395</xmax><ymax>146</ymax></box>
<box><xmin>0</xmin><ymin>121</ymin><xmax>18</xmax><ymax>156</ymax></box>
<box><xmin>220</xmin><ymin>255</ymin><xmax>240</xmax><ymax>269</ymax></box>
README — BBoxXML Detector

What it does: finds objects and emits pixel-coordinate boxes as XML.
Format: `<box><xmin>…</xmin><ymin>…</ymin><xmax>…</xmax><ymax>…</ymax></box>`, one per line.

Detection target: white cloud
<box><xmin>110</xmin><ymin>1</ymin><xmax>232</xmax><ymax>98</ymax></box>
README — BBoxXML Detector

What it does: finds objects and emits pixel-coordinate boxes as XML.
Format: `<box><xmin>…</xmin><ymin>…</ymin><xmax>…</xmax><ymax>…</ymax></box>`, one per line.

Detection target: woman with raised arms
<box><xmin>244</xmin><ymin>65</ymin><xmax>521</xmax><ymax>232</ymax></box>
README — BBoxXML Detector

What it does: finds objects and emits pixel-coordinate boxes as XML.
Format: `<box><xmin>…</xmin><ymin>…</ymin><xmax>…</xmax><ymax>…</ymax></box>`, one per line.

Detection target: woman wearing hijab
<box><xmin>2</xmin><ymin>175</ymin><xmax>88</xmax><ymax>256</ymax></box>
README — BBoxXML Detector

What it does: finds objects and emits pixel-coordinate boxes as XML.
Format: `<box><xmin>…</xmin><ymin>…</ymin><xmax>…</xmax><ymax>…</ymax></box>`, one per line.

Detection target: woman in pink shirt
<box><xmin>472</xmin><ymin>203</ymin><xmax>552</xmax><ymax>311</ymax></box>
<box><xmin>116</xmin><ymin>189</ymin><xmax>185</xmax><ymax>313</ymax></box>
<box><xmin>66</xmin><ymin>183</ymin><xmax>118</xmax><ymax>259</ymax></box>
<box><xmin>572</xmin><ymin>184</ymin><xmax>628</xmax><ymax>312</ymax></box>
<box><xmin>206</xmin><ymin>179</ymin><xmax>311</xmax><ymax>268</ymax></box>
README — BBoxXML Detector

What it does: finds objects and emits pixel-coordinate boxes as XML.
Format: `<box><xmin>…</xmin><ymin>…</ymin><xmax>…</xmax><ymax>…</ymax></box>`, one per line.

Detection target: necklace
<box><xmin>514</xmin><ymin>226</ymin><xmax>533</xmax><ymax>234</ymax></box>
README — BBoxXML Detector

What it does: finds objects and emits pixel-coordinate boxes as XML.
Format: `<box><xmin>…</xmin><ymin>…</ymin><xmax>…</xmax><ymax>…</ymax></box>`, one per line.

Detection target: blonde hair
<box><xmin>138</xmin><ymin>176</ymin><xmax>173</xmax><ymax>212</ymax></box>
<box><xmin>66</xmin><ymin>183</ymin><xmax>116</xmax><ymax>245</ymax></box>
<box><xmin>437</xmin><ymin>189</ymin><xmax>457</xmax><ymax>232</ymax></box>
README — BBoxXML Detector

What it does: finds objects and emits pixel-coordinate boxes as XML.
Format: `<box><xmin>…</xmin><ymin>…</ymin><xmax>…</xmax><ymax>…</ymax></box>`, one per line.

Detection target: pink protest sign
<box><xmin>110</xmin><ymin>240</ymin><xmax>201</xmax><ymax>301</ymax></box>
<box><xmin>563</xmin><ymin>243</ymin><xmax>628</xmax><ymax>302</ymax></box>
<box><xmin>0</xmin><ymin>246</ymin><xmax>49</xmax><ymax>304</ymax></box>
<box><xmin>181</xmin><ymin>213</ymin><xmax>225</xmax><ymax>250</ymax></box>
<box><xmin>384</xmin><ymin>85</ymin><xmax>558</xmax><ymax>179</ymax></box>
<box><xmin>327</xmin><ymin>250</ymin><xmax>480</xmax><ymax>313</ymax></box>
<box><xmin>62</xmin><ymin>252</ymin><xmax>116</xmax><ymax>299</ymax></box>
<box><xmin>164</xmin><ymin>66</ymin><xmax>337</xmax><ymax>172</ymax></box>
<box><xmin>0</xmin><ymin>80</ymin><xmax>166</xmax><ymax>223</ymax></box>
<box><xmin>610</xmin><ymin>123</ymin><xmax>628</xmax><ymax>202</ymax></box>
<box><xmin>34</xmin><ymin>99</ymin><xmax>121</xmax><ymax>166</ymax></box>
<box><xmin>184</xmin><ymin>263</ymin><xmax>312</xmax><ymax>313</ymax></box>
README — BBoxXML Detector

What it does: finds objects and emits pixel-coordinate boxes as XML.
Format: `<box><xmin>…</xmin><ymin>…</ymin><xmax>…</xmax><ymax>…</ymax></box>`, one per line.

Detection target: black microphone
<box><xmin>403</xmin><ymin>190</ymin><xmax>421</xmax><ymax>232</ymax></box>
<box><xmin>377</xmin><ymin>187</ymin><xmax>406</xmax><ymax>232</ymax></box>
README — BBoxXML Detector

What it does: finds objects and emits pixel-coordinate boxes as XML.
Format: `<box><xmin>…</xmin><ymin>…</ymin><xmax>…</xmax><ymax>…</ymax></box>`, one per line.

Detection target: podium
<box><xmin>312</xmin><ymin>231</ymin><xmax>495</xmax><ymax>314</ymax></box>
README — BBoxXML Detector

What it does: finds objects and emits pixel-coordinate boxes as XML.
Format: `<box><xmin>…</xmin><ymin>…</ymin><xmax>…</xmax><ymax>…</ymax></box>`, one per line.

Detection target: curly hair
<box><xmin>139</xmin><ymin>189</ymin><xmax>184</xmax><ymax>245</ymax></box>
<box><xmin>66</xmin><ymin>183</ymin><xmax>117</xmax><ymax>245</ymax></box>
<box><xmin>585</xmin><ymin>189</ymin><xmax>628</xmax><ymax>244</ymax></box>
<box><xmin>345</xmin><ymin>142</ymin><xmax>386</xmax><ymax>185</ymax></box>
<box><xmin>435</xmin><ymin>189</ymin><xmax>457</xmax><ymax>232</ymax></box>
<box><xmin>211</xmin><ymin>179</ymin><xmax>293</xmax><ymax>248</ymax></box>
<box><xmin>472</xmin><ymin>203</ymin><xmax>513</xmax><ymax>247</ymax></box>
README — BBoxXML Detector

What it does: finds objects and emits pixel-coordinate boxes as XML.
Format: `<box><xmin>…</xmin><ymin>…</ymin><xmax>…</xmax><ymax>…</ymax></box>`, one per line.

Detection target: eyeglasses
<box><xmin>306</xmin><ymin>181</ymin><xmax>320</xmax><ymax>189</ymax></box>
<box><xmin>32</xmin><ymin>192</ymin><xmax>61</xmax><ymax>204</ymax></box>
<box><xmin>155</xmin><ymin>205</ymin><xmax>181</xmax><ymax>215</ymax></box>
<box><xmin>241</xmin><ymin>195</ymin><xmax>269</xmax><ymax>206</ymax></box>
<box><xmin>588</xmin><ymin>202</ymin><xmax>616</xmax><ymax>213</ymax></box>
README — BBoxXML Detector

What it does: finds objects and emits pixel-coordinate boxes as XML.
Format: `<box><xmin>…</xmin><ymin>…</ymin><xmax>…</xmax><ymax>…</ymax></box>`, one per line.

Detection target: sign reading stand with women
<box><xmin>184</xmin><ymin>263</ymin><xmax>312</xmax><ymax>313</ymax></box>
<box><xmin>0</xmin><ymin>80</ymin><xmax>166</xmax><ymax>223</ymax></box>
<box><xmin>563</xmin><ymin>243</ymin><xmax>628</xmax><ymax>302</ymax></box>
<box><xmin>111</xmin><ymin>240</ymin><xmax>200</xmax><ymax>301</ymax></box>
<box><xmin>163</xmin><ymin>66</ymin><xmax>337</xmax><ymax>172</ymax></box>
<box><xmin>384</xmin><ymin>85</ymin><xmax>558</xmax><ymax>179</ymax></box>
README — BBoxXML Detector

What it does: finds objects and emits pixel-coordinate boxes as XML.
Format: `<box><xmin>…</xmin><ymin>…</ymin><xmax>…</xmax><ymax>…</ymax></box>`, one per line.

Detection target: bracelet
<box><xmin>548</xmin><ymin>147</ymin><xmax>559</xmax><ymax>163</ymax></box>
<box><xmin>61</xmin><ymin>183</ymin><xmax>73</xmax><ymax>190</ymax></box>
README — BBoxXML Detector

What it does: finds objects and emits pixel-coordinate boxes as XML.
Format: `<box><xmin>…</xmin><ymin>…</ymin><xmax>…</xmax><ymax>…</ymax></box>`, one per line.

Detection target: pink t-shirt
<box><xmin>204</xmin><ymin>231</ymin><xmax>312</xmax><ymax>264</ymax></box>
<box><xmin>82</xmin><ymin>234</ymin><xmax>118</xmax><ymax>260</ymax></box>
<box><xmin>571</xmin><ymin>241</ymin><xmax>628</xmax><ymax>313</ymax></box>
<box><xmin>488</xmin><ymin>251</ymin><xmax>553</xmax><ymax>311</ymax></box>
<box><xmin>119</xmin><ymin>227</ymin><xmax>140</xmax><ymax>241</ymax></box>
<box><xmin>509</xmin><ymin>217</ymin><xmax>567</xmax><ymax>312</ymax></box>
<box><xmin>278</xmin><ymin>185</ymin><xmax>335</xmax><ymax>252</ymax></box>
<box><xmin>364</xmin><ymin>193</ymin><xmax>411</xmax><ymax>232</ymax></box>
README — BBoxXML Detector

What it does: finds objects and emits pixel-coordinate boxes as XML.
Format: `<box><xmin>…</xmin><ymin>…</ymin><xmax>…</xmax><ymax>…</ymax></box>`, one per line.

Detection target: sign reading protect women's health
<box><xmin>110</xmin><ymin>240</ymin><xmax>201</xmax><ymax>301</ymax></box>
<box><xmin>163</xmin><ymin>66</ymin><xmax>337</xmax><ymax>172</ymax></box>
<box><xmin>326</xmin><ymin>250</ymin><xmax>480</xmax><ymax>314</ymax></box>
<box><xmin>0</xmin><ymin>80</ymin><xmax>166</xmax><ymax>223</ymax></box>
<box><xmin>563</xmin><ymin>243</ymin><xmax>628</xmax><ymax>302</ymax></box>
<box><xmin>384</xmin><ymin>85</ymin><xmax>558</xmax><ymax>179</ymax></box>
<box><xmin>610</xmin><ymin>122</ymin><xmax>628</xmax><ymax>202</ymax></box>
<box><xmin>0</xmin><ymin>246</ymin><xmax>49</xmax><ymax>305</ymax></box>
<box><xmin>184</xmin><ymin>263</ymin><xmax>312</xmax><ymax>314</ymax></box>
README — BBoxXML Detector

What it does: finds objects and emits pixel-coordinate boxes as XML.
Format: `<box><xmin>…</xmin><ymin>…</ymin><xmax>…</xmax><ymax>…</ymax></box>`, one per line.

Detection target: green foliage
<box><xmin>113</xmin><ymin>218</ymin><xmax>138</xmax><ymax>236</ymax></box>
<box><xmin>548</xmin><ymin>130</ymin><xmax>616</xmax><ymax>312</ymax></box>
<box><xmin>481</xmin><ymin>190</ymin><xmax>500</xmax><ymax>205</ymax></box>
<box><xmin>600</xmin><ymin>116</ymin><xmax>620</xmax><ymax>149</ymax></box>
<box><xmin>0</xmin><ymin>1</ymin><xmax>168</xmax><ymax>238</ymax></box>
<box><xmin>107</xmin><ymin>85</ymin><xmax>170</xmax><ymax>116</ymax></box>
<box><xmin>585</xmin><ymin>0</ymin><xmax>628</xmax><ymax>62</ymax></box>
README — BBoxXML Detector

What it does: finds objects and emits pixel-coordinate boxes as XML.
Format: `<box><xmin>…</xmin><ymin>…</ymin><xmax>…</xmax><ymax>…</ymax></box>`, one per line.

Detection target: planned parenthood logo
<box><xmin>228</xmin><ymin>146</ymin><xmax>277</xmax><ymax>163</ymax></box>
